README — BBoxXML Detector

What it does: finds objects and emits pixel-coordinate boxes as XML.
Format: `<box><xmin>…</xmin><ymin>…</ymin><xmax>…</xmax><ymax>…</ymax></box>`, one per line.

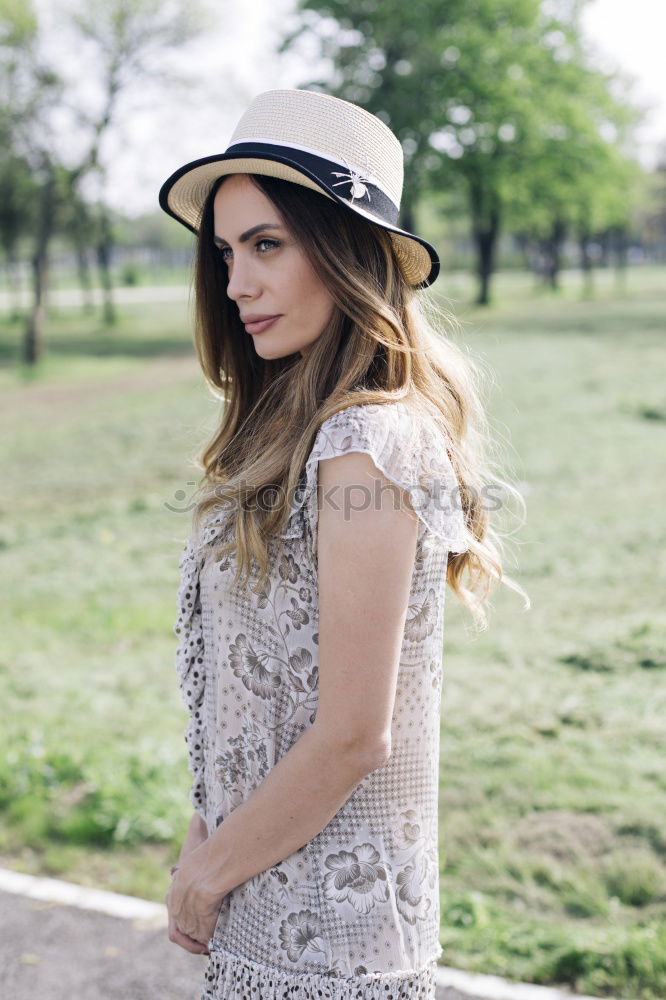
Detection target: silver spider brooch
<box><xmin>330</xmin><ymin>164</ymin><xmax>372</xmax><ymax>203</ymax></box>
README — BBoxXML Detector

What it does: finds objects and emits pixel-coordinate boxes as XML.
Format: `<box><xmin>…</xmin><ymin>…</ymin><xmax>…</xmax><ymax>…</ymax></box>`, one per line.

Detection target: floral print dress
<box><xmin>173</xmin><ymin>401</ymin><xmax>469</xmax><ymax>1000</ymax></box>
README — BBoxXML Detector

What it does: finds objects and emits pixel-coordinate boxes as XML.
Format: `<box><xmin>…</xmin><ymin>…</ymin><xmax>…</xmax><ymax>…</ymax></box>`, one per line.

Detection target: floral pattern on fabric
<box><xmin>171</xmin><ymin>401</ymin><xmax>469</xmax><ymax>999</ymax></box>
<box><xmin>322</xmin><ymin>842</ymin><xmax>392</xmax><ymax>914</ymax></box>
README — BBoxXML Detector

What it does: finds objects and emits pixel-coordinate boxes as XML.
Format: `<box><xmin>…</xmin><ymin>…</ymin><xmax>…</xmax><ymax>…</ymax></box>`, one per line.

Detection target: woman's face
<box><xmin>212</xmin><ymin>174</ymin><xmax>336</xmax><ymax>360</ymax></box>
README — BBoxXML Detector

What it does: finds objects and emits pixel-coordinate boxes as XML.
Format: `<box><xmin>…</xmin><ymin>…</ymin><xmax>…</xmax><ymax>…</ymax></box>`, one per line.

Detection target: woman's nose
<box><xmin>225</xmin><ymin>254</ymin><xmax>258</xmax><ymax>302</ymax></box>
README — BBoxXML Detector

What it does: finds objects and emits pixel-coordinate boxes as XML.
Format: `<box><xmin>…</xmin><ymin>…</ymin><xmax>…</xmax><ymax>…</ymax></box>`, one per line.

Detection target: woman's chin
<box><xmin>253</xmin><ymin>343</ymin><xmax>298</xmax><ymax>361</ymax></box>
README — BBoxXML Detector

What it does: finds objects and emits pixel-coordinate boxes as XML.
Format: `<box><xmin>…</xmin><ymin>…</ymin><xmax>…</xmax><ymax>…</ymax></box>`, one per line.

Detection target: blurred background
<box><xmin>0</xmin><ymin>1</ymin><xmax>664</xmax><ymax>998</ymax></box>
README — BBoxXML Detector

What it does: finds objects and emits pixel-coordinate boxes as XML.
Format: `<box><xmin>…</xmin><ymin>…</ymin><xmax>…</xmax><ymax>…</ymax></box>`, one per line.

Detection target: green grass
<box><xmin>1</xmin><ymin>266</ymin><xmax>665</xmax><ymax>998</ymax></box>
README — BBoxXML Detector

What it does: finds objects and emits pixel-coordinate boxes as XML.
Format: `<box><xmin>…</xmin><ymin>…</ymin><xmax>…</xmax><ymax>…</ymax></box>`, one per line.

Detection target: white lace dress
<box><xmin>173</xmin><ymin>401</ymin><xmax>468</xmax><ymax>999</ymax></box>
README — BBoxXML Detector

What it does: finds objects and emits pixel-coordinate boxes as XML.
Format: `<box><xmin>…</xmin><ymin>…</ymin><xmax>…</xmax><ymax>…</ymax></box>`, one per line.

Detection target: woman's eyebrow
<box><xmin>213</xmin><ymin>223</ymin><xmax>282</xmax><ymax>247</ymax></box>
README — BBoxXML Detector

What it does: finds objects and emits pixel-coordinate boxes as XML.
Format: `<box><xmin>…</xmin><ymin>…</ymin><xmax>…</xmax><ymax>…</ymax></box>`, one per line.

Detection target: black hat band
<box><xmin>223</xmin><ymin>141</ymin><xmax>401</xmax><ymax>228</ymax></box>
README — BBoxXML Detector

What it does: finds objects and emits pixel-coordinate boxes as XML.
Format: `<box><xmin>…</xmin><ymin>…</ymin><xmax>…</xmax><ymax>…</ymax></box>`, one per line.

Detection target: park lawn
<box><xmin>437</xmin><ymin>267</ymin><xmax>666</xmax><ymax>998</ymax></box>
<box><xmin>0</xmin><ymin>268</ymin><xmax>664</xmax><ymax>998</ymax></box>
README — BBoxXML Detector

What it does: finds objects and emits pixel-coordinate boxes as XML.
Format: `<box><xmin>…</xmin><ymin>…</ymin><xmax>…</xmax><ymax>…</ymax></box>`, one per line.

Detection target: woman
<box><xmin>159</xmin><ymin>88</ymin><xmax>529</xmax><ymax>999</ymax></box>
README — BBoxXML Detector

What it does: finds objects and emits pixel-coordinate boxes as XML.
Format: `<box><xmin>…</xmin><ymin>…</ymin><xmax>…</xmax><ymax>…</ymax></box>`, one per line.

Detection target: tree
<box><xmin>0</xmin><ymin>0</ymin><xmax>67</xmax><ymax>362</ymax></box>
<box><xmin>0</xmin><ymin>117</ymin><xmax>39</xmax><ymax>317</ymax></box>
<box><xmin>57</xmin><ymin>0</ymin><xmax>208</xmax><ymax>326</ymax></box>
<box><xmin>502</xmin><ymin>15</ymin><xmax>645</xmax><ymax>293</ymax></box>
<box><xmin>280</xmin><ymin>0</ymin><xmax>647</xmax><ymax>305</ymax></box>
<box><xmin>0</xmin><ymin>0</ymin><xmax>208</xmax><ymax>363</ymax></box>
<box><xmin>280</xmin><ymin>0</ymin><xmax>468</xmax><ymax>234</ymax></box>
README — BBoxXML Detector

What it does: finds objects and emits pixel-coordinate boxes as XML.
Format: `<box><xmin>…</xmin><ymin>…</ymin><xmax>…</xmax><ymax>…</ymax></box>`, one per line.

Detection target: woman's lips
<box><xmin>244</xmin><ymin>316</ymin><xmax>281</xmax><ymax>334</ymax></box>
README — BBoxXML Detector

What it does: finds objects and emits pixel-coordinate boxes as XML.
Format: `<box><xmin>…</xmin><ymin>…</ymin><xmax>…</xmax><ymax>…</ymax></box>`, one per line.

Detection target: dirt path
<box><xmin>0</xmin><ymin>354</ymin><xmax>203</xmax><ymax>423</ymax></box>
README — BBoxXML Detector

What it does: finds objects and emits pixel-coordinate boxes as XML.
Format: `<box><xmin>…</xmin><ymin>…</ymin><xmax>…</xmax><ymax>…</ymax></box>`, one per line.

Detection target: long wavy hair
<box><xmin>185</xmin><ymin>172</ymin><xmax>530</xmax><ymax>631</ymax></box>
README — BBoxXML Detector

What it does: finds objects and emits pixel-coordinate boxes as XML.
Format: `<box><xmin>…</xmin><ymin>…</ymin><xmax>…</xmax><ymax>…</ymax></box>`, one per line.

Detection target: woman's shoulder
<box><xmin>311</xmin><ymin>398</ymin><xmax>449</xmax><ymax>466</ymax></box>
<box><xmin>312</xmin><ymin>398</ymin><xmax>417</xmax><ymax>449</ymax></box>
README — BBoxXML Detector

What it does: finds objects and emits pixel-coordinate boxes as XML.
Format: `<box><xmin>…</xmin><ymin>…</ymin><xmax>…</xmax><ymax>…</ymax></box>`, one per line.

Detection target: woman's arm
<box><xmin>178</xmin><ymin>810</ymin><xmax>209</xmax><ymax>862</ymax></box>
<box><xmin>187</xmin><ymin>723</ymin><xmax>387</xmax><ymax>898</ymax></box>
<box><xmin>170</xmin><ymin>451</ymin><xmax>418</xmax><ymax>939</ymax></box>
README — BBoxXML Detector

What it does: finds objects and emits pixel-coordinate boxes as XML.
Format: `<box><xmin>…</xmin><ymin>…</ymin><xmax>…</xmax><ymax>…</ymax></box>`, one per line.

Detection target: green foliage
<box><xmin>0</xmin><ymin>140</ymin><xmax>40</xmax><ymax>254</ymax></box>
<box><xmin>443</xmin><ymin>889</ymin><xmax>493</xmax><ymax>929</ymax></box>
<box><xmin>0</xmin><ymin>737</ymin><xmax>186</xmax><ymax>846</ymax></box>
<box><xmin>0</xmin><ymin>0</ymin><xmax>37</xmax><ymax>46</ymax></box>
<box><xmin>120</xmin><ymin>261</ymin><xmax>140</xmax><ymax>285</ymax></box>
<box><xmin>559</xmin><ymin>623</ymin><xmax>666</xmax><ymax>673</ymax></box>
<box><xmin>543</xmin><ymin>923</ymin><xmax>666</xmax><ymax>999</ymax></box>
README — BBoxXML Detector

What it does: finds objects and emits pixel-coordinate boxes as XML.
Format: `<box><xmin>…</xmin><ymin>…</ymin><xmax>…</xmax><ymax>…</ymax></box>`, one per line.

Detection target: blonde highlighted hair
<box><xmin>185</xmin><ymin>173</ymin><xmax>530</xmax><ymax>632</ymax></box>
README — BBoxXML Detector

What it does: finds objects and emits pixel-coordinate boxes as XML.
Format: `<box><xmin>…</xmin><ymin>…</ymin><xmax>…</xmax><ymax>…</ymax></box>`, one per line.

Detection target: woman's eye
<box><xmin>214</xmin><ymin>239</ymin><xmax>279</xmax><ymax>262</ymax></box>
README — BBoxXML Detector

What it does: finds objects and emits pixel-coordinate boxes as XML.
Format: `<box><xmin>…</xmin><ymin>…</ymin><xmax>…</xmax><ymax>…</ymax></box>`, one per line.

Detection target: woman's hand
<box><xmin>167</xmin><ymin>811</ymin><xmax>218</xmax><ymax>955</ymax></box>
<box><xmin>167</xmin><ymin>904</ymin><xmax>210</xmax><ymax>955</ymax></box>
<box><xmin>166</xmin><ymin>848</ymin><xmax>225</xmax><ymax>952</ymax></box>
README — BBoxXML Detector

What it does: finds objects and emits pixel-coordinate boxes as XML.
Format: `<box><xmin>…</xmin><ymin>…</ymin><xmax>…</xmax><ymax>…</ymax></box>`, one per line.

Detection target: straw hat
<box><xmin>158</xmin><ymin>88</ymin><xmax>440</xmax><ymax>288</ymax></box>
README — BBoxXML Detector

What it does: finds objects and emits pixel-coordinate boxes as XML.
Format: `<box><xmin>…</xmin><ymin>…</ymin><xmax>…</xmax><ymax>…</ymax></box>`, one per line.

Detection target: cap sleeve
<box><xmin>280</xmin><ymin>401</ymin><xmax>469</xmax><ymax>556</ymax></box>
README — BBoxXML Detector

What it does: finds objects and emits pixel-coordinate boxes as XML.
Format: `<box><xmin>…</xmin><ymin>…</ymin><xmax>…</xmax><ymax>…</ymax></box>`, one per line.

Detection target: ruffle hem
<box><xmin>201</xmin><ymin>943</ymin><xmax>438</xmax><ymax>999</ymax></box>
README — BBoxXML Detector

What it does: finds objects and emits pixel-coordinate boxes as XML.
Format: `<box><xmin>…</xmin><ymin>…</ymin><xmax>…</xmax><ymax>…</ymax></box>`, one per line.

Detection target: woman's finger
<box><xmin>168</xmin><ymin>916</ymin><xmax>210</xmax><ymax>955</ymax></box>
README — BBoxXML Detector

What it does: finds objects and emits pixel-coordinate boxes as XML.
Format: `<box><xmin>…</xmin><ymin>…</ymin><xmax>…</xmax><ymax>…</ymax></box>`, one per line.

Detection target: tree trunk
<box><xmin>24</xmin><ymin>166</ymin><xmax>56</xmax><ymax>365</ymax></box>
<box><xmin>25</xmin><ymin>247</ymin><xmax>48</xmax><ymax>364</ymax></box>
<box><xmin>578</xmin><ymin>231</ymin><xmax>594</xmax><ymax>297</ymax></box>
<box><xmin>469</xmin><ymin>177</ymin><xmax>500</xmax><ymax>306</ymax></box>
<box><xmin>73</xmin><ymin>226</ymin><xmax>96</xmax><ymax>315</ymax></box>
<box><xmin>96</xmin><ymin>206</ymin><xmax>116</xmax><ymax>325</ymax></box>
<box><xmin>613</xmin><ymin>223</ymin><xmax>628</xmax><ymax>293</ymax></box>
<box><xmin>536</xmin><ymin>240</ymin><xmax>550</xmax><ymax>287</ymax></box>
<box><xmin>474</xmin><ymin>224</ymin><xmax>496</xmax><ymax>305</ymax></box>
<box><xmin>546</xmin><ymin>217</ymin><xmax>566</xmax><ymax>290</ymax></box>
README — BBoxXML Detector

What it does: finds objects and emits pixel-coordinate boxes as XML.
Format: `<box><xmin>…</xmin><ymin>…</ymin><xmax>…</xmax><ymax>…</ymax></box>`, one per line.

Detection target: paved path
<box><xmin>0</xmin><ymin>871</ymin><xmax>607</xmax><ymax>1000</ymax></box>
<box><xmin>1</xmin><ymin>888</ymin><xmax>201</xmax><ymax>999</ymax></box>
<box><xmin>0</xmin><ymin>284</ymin><xmax>191</xmax><ymax>310</ymax></box>
<box><xmin>1</xmin><ymin>888</ymin><xmax>488</xmax><ymax>1000</ymax></box>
